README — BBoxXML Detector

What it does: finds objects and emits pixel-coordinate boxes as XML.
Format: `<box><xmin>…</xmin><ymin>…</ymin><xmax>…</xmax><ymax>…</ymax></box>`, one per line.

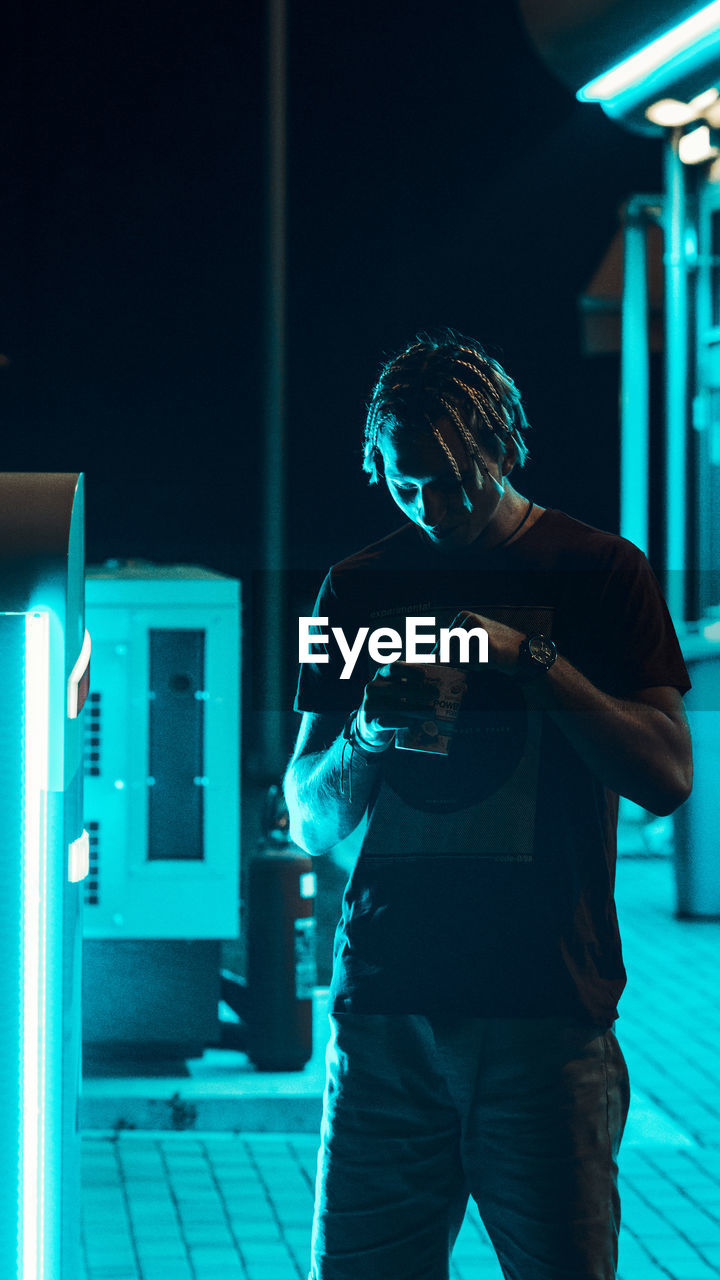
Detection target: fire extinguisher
<box><xmin>246</xmin><ymin>785</ymin><xmax>317</xmax><ymax>1071</ymax></box>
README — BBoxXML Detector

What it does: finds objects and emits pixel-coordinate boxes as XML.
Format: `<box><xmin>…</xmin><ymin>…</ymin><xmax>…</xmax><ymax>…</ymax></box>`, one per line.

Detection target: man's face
<box><xmin>379</xmin><ymin>415</ymin><xmax>506</xmax><ymax>551</ymax></box>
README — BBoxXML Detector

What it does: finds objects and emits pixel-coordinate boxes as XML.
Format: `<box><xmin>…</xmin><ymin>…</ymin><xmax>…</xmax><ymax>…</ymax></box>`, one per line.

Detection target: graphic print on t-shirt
<box><xmin>360</xmin><ymin>603</ymin><xmax>554</xmax><ymax>861</ymax></box>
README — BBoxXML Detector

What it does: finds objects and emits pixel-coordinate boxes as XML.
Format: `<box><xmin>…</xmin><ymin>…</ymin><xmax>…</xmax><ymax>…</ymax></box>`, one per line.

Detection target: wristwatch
<box><xmin>517</xmin><ymin>633</ymin><xmax>557</xmax><ymax>680</ymax></box>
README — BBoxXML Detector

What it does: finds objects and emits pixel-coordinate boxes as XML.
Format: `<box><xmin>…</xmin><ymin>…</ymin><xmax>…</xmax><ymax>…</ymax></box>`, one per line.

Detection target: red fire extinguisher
<box><xmin>246</xmin><ymin>786</ymin><xmax>317</xmax><ymax>1071</ymax></box>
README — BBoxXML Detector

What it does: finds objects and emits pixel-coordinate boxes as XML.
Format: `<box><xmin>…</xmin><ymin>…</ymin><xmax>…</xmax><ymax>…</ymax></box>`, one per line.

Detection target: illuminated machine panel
<box><xmin>82</xmin><ymin>563</ymin><xmax>240</xmax><ymax>940</ymax></box>
<box><xmin>0</xmin><ymin>473</ymin><xmax>86</xmax><ymax>1280</ymax></box>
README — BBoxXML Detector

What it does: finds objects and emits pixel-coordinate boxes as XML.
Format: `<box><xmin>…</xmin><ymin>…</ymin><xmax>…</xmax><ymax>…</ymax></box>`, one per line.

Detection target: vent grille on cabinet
<box><xmin>85</xmin><ymin>821</ymin><xmax>100</xmax><ymax>907</ymax></box>
<box><xmin>84</xmin><ymin>691</ymin><xmax>102</xmax><ymax>777</ymax></box>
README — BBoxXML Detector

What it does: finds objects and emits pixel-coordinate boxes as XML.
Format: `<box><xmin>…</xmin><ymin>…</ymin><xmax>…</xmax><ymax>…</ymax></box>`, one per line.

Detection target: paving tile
<box><xmin>84</xmin><ymin>1270</ymin><xmax>141</xmax><ymax>1280</ymax></box>
<box><xmin>179</xmin><ymin>1217</ymin><xmax>232</xmax><ymax>1236</ymax></box>
<box><xmin>188</xmin><ymin>1243</ymin><xmax>245</xmax><ymax>1263</ymax></box>
<box><xmin>243</xmin><ymin>1272</ymin><xmax>298</xmax><ymax>1280</ymax></box>
<box><xmin>85</xmin><ymin>1253</ymin><xmax>138</xmax><ymax>1270</ymax></box>
<box><xmin>81</xmin><ymin>861</ymin><xmax>720</xmax><ymax>1280</ymax></box>
<box><xmin>228</xmin><ymin>1219</ymin><xmax>283</xmax><ymax>1240</ymax></box>
<box><xmin>240</xmin><ymin>1241</ymin><xmax>296</xmax><ymax>1260</ymax></box>
<box><xmin>193</xmin><ymin>1269</ymin><xmax>247</xmax><ymax>1280</ymax></box>
<box><xmin>134</xmin><ymin>1242</ymin><xmax>187</xmax><ymax>1260</ymax></box>
<box><xmin>138</xmin><ymin>1266</ymin><xmax>193</xmax><ymax>1280</ymax></box>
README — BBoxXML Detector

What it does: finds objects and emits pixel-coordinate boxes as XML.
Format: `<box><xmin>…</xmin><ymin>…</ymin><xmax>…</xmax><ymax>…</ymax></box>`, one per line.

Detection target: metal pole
<box><xmin>663</xmin><ymin>132</ymin><xmax>688</xmax><ymax>624</ymax></box>
<box><xmin>260</xmin><ymin>0</ymin><xmax>287</xmax><ymax>776</ymax></box>
<box><xmin>621</xmin><ymin>199</ymin><xmax>651</xmax><ymax>554</ymax></box>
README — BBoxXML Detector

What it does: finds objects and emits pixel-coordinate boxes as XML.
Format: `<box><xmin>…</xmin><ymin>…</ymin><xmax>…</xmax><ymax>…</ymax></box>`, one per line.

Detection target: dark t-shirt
<box><xmin>294</xmin><ymin>509</ymin><xmax>691</xmax><ymax>1024</ymax></box>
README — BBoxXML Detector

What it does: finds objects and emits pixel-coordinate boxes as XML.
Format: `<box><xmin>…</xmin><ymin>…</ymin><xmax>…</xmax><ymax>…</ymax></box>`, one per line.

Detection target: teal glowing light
<box><xmin>23</xmin><ymin>610</ymin><xmax>50</xmax><ymax>1280</ymax></box>
<box><xmin>578</xmin><ymin>1</ymin><xmax>720</xmax><ymax>105</ymax></box>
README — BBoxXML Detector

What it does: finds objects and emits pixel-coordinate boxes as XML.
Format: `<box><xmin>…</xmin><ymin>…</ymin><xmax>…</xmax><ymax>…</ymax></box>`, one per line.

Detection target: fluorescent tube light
<box><xmin>678</xmin><ymin>122</ymin><xmax>720</xmax><ymax>162</ymax></box>
<box><xmin>704</xmin><ymin>96</ymin><xmax>720</xmax><ymax>124</ymax></box>
<box><xmin>689</xmin><ymin>86</ymin><xmax>720</xmax><ymax>110</ymax></box>
<box><xmin>645</xmin><ymin>98</ymin><xmax>698</xmax><ymax>125</ymax></box>
<box><xmin>23</xmin><ymin>610</ymin><xmax>50</xmax><ymax>1280</ymax></box>
<box><xmin>579</xmin><ymin>2</ymin><xmax>720</xmax><ymax>104</ymax></box>
<box><xmin>645</xmin><ymin>87</ymin><xmax>719</xmax><ymax>126</ymax></box>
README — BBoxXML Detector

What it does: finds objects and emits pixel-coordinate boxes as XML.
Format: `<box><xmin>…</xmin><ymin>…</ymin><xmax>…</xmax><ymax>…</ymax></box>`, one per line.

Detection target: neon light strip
<box><xmin>23</xmin><ymin>611</ymin><xmax>50</xmax><ymax>1280</ymax></box>
<box><xmin>578</xmin><ymin>1</ymin><xmax>720</xmax><ymax>102</ymax></box>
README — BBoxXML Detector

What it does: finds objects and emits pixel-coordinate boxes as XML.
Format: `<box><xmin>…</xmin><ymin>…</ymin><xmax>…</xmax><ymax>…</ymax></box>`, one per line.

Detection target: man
<box><xmin>284</xmin><ymin>330</ymin><xmax>692</xmax><ymax>1280</ymax></box>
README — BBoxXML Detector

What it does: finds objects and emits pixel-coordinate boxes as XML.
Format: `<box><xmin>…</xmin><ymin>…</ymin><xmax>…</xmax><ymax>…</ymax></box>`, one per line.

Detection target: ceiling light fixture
<box><xmin>678</xmin><ymin>123</ymin><xmax>720</xmax><ymax>163</ymax></box>
<box><xmin>645</xmin><ymin>87</ymin><xmax>719</xmax><ymax>127</ymax></box>
<box><xmin>578</xmin><ymin>2</ymin><xmax>720</xmax><ymax>106</ymax></box>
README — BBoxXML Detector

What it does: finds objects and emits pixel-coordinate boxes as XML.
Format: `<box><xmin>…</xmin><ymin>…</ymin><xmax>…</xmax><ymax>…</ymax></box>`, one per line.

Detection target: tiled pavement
<box><xmin>81</xmin><ymin>856</ymin><xmax>720</xmax><ymax>1280</ymax></box>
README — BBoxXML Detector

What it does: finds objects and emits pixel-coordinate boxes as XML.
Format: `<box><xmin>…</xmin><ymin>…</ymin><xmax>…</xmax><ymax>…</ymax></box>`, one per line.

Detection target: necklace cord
<box><xmin>490</xmin><ymin>499</ymin><xmax>534</xmax><ymax>550</ymax></box>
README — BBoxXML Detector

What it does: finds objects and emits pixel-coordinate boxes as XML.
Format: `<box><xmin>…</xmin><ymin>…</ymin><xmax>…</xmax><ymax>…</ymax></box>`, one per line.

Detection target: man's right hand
<box><xmin>355</xmin><ymin>662</ymin><xmax>439</xmax><ymax>751</ymax></box>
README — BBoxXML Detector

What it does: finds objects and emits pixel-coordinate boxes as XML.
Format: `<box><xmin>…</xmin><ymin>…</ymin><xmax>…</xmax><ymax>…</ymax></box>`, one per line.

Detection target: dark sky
<box><xmin>2</xmin><ymin>0</ymin><xmax>662</xmax><ymax>579</ymax></box>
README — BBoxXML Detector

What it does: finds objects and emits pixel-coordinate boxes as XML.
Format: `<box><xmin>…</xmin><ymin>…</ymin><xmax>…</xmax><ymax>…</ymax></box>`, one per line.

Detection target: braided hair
<box><xmin>362</xmin><ymin>329</ymin><xmax>530</xmax><ymax>486</ymax></box>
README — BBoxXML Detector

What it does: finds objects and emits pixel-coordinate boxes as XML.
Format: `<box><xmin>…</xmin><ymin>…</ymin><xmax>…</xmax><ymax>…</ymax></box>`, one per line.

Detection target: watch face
<box><xmin>525</xmin><ymin>634</ymin><xmax>556</xmax><ymax>670</ymax></box>
<box><xmin>528</xmin><ymin>635</ymin><xmax>554</xmax><ymax>664</ymax></box>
